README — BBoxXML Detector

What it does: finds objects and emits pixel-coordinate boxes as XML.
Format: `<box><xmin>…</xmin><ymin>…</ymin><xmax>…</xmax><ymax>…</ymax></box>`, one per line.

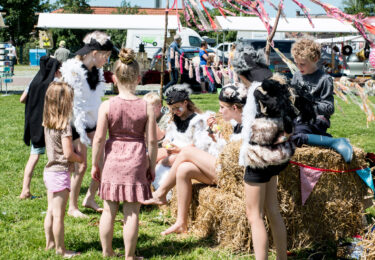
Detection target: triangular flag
<box><xmin>299</xmin><ymin>166</ymin><xmax>323</xmax><ymax>205</ymax></box>
<box><xmin>356</xmin><ymin>168</ymin><xmax>375</xmax><ymax>192</ymax></box>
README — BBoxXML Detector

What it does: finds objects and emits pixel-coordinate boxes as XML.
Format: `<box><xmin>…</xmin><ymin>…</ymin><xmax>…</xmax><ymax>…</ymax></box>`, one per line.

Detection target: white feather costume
<box><xmin>60</xmin><ymin>58</ymin><xmax>106</xmax><ymax>146</ymax></box>
<box><xmin>164</xmin><ymin>111</ymin><xmax>213</xmax><ymax>152</ymax></box>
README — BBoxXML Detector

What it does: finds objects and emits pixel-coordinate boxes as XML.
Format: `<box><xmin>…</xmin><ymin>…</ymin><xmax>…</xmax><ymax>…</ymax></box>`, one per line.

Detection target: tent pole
<box><xmin>160</xmin><ymin>0</ymin><xmax>169</xmax><ymax>104</ymax></box>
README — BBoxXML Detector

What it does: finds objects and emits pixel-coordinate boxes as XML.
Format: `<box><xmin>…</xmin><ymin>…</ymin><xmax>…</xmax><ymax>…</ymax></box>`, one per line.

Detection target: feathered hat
<box><xmin>164</xmin><ymin>84</ymin><xmax>192</xmax><ymax>105</ymax></box>
<box><xmin>232</xmin><ymin>42</ymin><xmax>272</xmax><ymax>82</ymax></box>
<box><xmin>219</xmin><ymin>83</ymin><xmax>247</xmax><ymax>104</ymax></box>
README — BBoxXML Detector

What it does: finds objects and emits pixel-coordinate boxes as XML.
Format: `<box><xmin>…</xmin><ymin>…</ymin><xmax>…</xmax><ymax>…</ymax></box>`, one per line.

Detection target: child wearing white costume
<box><xmin>60</xmin><ymin>31</ymin><xmax>113</xmax><ymax>218</ymax></box>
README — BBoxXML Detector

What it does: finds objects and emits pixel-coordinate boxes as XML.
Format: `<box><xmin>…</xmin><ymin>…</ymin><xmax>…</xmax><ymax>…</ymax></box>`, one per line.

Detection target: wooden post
<box><xmin>265</xmin><ymin>1</ymin><xmax>283</xmax><ymax>65</ymax></box>
<box><xmin>160</xmin><ymin>0</ymin><xmax>169</xmax><ymax>104</ymax></box>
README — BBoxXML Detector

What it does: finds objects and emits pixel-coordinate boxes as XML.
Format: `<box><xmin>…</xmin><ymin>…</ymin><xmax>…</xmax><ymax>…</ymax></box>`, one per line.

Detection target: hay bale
<box><xmin>361</xmin><ymin>224</ymin><xmax>375</xmax><ymax>259</ymax></box>
<box><xmin>165</xmin><ymin>144</ymin><xmax>370</xmax><ymax>251</ymax></box>
<box><xmin>216</xmin><ymin>140</ymin><xmax>244</xmax><ymax>198</ymax></box>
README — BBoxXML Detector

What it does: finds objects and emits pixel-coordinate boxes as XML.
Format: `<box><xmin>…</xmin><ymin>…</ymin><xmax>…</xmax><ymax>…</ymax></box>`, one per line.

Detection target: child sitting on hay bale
<box><xmin>144</xmin><ymin>84</ymin><xmax>247</xmax><ymax>235</ymax></box>
<box><xmin>290</xmin><ymin>38</ymin><xmax>353</xmax><ymax>163</ymax></box>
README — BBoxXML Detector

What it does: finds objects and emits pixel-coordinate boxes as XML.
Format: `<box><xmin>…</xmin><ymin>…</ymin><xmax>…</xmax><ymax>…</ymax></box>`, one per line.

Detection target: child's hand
<box><xmin>166</xmin><ymin>143</ymin><xmax>180</xmax><ymax>154</ymax></box>
<box><xmin>207</xmin><ymin>116</ymin><xmax>217</xmax><ymax>128</ymax></box>
<box><xmin>91</xmin><ymin>165</ymin><xmax>101</xmax><ymax>182</ymax></box>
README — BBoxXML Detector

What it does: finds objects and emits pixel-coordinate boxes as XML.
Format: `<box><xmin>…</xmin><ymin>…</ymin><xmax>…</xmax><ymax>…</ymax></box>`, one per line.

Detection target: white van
<box><xmin>126</xmin><ymin>27</ymin><xmax>204</xmax><ymax>59</ymax></box>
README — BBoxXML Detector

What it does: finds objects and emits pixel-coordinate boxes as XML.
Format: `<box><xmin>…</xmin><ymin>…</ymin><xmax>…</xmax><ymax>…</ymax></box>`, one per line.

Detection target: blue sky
<box><xmin>49</xmin><ymin>0</ymin><xmax>344</xmax><ymax>17</ymax></box>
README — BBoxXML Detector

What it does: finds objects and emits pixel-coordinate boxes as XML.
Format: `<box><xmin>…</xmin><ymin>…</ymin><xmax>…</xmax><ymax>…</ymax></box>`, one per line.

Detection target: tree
<box><xmin>50</xmin><ymin>0</ymin><xmax>93</xmax><ymax>53</ymax></box>
<box><xmin>106</xmin><ymin>1</ymin><xmax>143</xmax><ymax>49</ymax></box>
<box><xmin>343</xmin><ymin>0</ymin><xmax>375</xmax><ymax>16</ymax></box>
<box><xmin>0</xmin><ymin>0</ymin><xmax>51</xmax><ymax>45</ymax></box>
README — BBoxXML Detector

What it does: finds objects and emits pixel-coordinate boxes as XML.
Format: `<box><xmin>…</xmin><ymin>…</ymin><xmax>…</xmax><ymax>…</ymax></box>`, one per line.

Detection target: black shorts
<box><xmin>244</xmin><ymin>162</ymin><xmax>289</xmax><ymax>183</ymax></box>
<box><xmin>72</xmin><ymin>125</ymin><xmax>97</xmax><ymax>141</ymax></box>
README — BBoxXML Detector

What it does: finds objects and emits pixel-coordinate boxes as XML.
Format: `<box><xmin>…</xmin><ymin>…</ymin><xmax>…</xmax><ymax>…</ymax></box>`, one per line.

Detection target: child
<box><xmin>43</xmin><ymin>82</ymin><xmax>83</xmax><ymax>258</ymax></box>
<box><xmin>232</xmin><ymin>43</ymin><xmax>302</xmax><ymax>260</ymax></box>
<box><xmin>205</xmin><ymin>54</ymin><xmax>217</xmax><ymax>93</ymax></box>
<box><xmin>91</xmin><ymin>48</ymin><xmax>157</xmax><ymax>259</ymax></box>
<box><xmin>144</xmin><ymin>84</ymin><xmax>246</xmax><ymax>235</ymax></box>
<box><xmin>20</xmin><ymin>56</ymin><xmax>61</xmax><ymax>199</ymax></box>
<box><xmin>61</xmin><ymin>31</ymin><xmax>113</xmax><ymax>217</ymax></box>
<box><xmin>291</xmin><ymin>38</ymin><xmax>353</xmax><ymax>163</ymax></box>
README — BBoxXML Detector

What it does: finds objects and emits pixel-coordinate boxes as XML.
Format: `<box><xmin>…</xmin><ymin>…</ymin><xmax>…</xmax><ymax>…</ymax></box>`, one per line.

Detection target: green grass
<box><xmin>0</xmin><ymin>94</ymin><xmax>374</xmax><ymax>259</ymax></box>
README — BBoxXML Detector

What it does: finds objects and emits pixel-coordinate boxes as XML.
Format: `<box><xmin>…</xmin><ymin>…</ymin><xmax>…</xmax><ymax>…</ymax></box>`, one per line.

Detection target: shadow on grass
<box><xmin>138</xmin><ymin>233</ymin><xmax>216</xmax><ymax>258</ymax></box>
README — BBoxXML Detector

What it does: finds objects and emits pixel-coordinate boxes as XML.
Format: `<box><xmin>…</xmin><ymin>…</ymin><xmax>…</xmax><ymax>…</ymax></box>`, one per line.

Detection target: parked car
<box><xmin>212</xmin><ymin>42</ymin><xmax>233</xmax><ymax>61</ymax></box>
<box><xmin>342</xmin><ymin>53</ymin><xmax>372</xmax><ymax>77</ymax></box>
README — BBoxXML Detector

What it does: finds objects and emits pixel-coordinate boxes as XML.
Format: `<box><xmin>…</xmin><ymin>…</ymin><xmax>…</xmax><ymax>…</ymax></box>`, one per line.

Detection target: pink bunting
<box><xmin>195</xmin><ymin>65</ymin><xmax>201</xmax><ymax>83</ymax></box>
<box><xmin>299</xmin><ymin>166</ymin><xmax>323</xmax><ymax>205</ymax></box>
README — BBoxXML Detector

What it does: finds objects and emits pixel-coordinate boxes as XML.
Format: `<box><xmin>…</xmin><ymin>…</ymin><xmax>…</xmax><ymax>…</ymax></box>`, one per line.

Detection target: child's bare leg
<box><xmin>244</xmin><ymin>181</ymin><xmax>268</xmax><ymax>260</ymax></box>
<box><xmin>44</xmin><ymin>191</ymin><xmax>55</xmax><ymax>250</ymax></box>
<box><xmin>20</xmin><ymin>154</ymin><xmax>40</xmax><ymax>199</ymax></box>
<box><xmin>99</xmin><ymin>200</ymin><xmax>119</xmax><ymax>257</ymax></box>
<box><xmin>144</xmin><ymin>147</ymin><xmax>216</xmax><ymax>205</ymax></box>
<box><xmin>156</xmin><ymin>148</ymin><xmax>168</xmax><ymax>163</ymax></box>
<box><xmin>123</xmin><ymin>202</ymin><xmax>141</xmax><ymax>260</ymax></box>
<box><xmin>68</xmin><ymin>140</ymin><xmax>87</xmax><ymax>218</ymax></box>
<box><xmin>265</xmin><ymin>176</ymin><xmax>287</xmax><ymax>260</ymax></box>
<box><xmin>82</xmin><ymin>132</ymin><xmax>103</xmax><ymax>212</ymax></box>
<box><xmin>162</xmin><ymin>161</ymin><xmax>214</xmax><ymax>235</ymax></box>
<box><xmin>52</xmin><ymin>189</ymin><xmax>78</xmax><ymax>257</ymax></box>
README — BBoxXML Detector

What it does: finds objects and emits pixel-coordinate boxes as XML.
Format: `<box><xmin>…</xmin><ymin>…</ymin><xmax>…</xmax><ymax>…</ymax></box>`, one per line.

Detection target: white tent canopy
<box><xmin>215</xmin><ymin>16</ymin><xmax>357</xmax><ymax>33</ymax></box>
<box><xmin>316</xmin><ymin>35</ymin><xmax>364</xmax><ymax>44</ymax></box>
<box><xmin>37</xmin><ymin>13</ymin><xmax>180</xmax><ymax>30</ymax></box>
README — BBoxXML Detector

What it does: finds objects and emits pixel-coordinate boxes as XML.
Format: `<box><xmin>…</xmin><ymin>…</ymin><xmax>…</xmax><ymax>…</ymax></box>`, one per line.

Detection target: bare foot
<box><xmin>82</xmin><ymin>199</ymin><xmax>103</xmax><ymax>213</ymax></box>
<box><xmin>57</xmin><ymin>250</ymin><xmax>80</xmax><ymax>258</ymax></box>
<box><xmin>68</xmin><ymin>209</ymin><xmax>88</xmax><ymax>218</ymax></box>
<box><xmin>143</xmin><ymin>193</ymin><xmax>167</xmax><ymax>205</ymax></box>
<box><xmin>19</xmin><ymin>192</ymin><xmax>32</xmax><ymax>199</ymax></box>
<box><xmin>161</xmin><ymin>223</ymin><xmax>187</xmax><ymax>236</ymax></box>
<box><xmin>45</xmin><ymin>243</ymin><xmax>55</xmax><ymax>251</ymax></box>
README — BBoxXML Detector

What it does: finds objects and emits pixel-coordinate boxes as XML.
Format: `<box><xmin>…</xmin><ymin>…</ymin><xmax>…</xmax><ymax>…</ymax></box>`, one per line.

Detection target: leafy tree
<box><xmin>343</xmin><ymin>0</ymin><xmax>375</xmax><ymax>16</ymax></box>
<box><xmin>50</xmin><ymin>0</ymin><xmax>93</xmax><ymax>53</ymax></box>
<box><xmin>106</xmin><ymin>0</ymin><xmax>143</xmax><ymax>49</ymax></box>
<box><xmin>0</xmin><ymin>0</ymin><xmax>51</xmax><ymax>45</ymax></box>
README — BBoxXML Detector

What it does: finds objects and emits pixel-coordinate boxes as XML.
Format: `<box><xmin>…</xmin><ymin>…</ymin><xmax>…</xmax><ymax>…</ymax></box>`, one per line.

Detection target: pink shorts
<box><xmin>43</xmin><ymin>171</ymin><xmax>71</xmax><ymax>193</ymax></box>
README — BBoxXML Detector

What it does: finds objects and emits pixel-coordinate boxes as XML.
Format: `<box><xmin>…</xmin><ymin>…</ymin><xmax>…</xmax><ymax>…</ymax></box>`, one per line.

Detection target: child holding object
<box><xmin>43</xmin><ymin>82</ymin><xmax>83</xmax><ymax>258</ymax></box>
<box><xmin>91</xmin><ymin>48</ymin><xmax>157</xmax><ymax>259</ymax></box>
<box><xmin>291</xmin><ymin>38</ymin><xmax>353</xmax><ymax>163</ymax></box>
<box><xmin>144</xmin><ymin>84</ymin><xmax>246</xmax><ymax>235</ymax></box>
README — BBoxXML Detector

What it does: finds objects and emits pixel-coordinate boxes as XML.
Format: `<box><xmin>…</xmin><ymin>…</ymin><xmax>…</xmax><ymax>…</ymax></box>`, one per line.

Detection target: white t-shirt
<box><xmin>7</xmin><ymin>45</ymin><xmax>16</xmax><ymax>57</ymax></box>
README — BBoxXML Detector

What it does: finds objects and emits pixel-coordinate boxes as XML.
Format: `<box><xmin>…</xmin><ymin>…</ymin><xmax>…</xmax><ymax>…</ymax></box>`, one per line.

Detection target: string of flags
<box><xmin>169</xmin><ymin>0</ymin><xmax>375</xmax><ymax>46</ymax></box>
<box><xmin>290</xmin><ymin>160</ymin><xmax>374</xmax><ymax>205</ymax></box>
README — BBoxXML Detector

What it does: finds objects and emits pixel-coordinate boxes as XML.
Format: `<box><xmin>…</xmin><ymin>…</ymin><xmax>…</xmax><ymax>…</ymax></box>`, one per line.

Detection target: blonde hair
<box><xmin>43</xmin><ymin>82</ymin><xmax>74</xmax><ymax>130</ymax></box>
<box><xmin>291</xmin><ymin>38</ymin><xmax>321</xmax><ymax>62</ymax></box>
<box><xmin>76</xmin><ymin>31</ymin><xmax>111</xmax><ymax>60</ymax></box>
<box><xmin>207</xmin><ymin>54</ymin><xmax>215</xmax><ymax>66</ymax></box>
<box><xmin>113</xmin><ymin>48</ymin><xmax>140</xmax><ymax>86</ymax></box>
<box><xmin>143</xmin><ymin>92</ymin><xmax>161</xmax><ymax>105</ymax></box>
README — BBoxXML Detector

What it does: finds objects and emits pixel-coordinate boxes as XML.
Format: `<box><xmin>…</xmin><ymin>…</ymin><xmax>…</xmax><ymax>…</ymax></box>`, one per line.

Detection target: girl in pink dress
<box><xmin>91</xmin><ymin>48</ymin><xmax>157</xmax><ymax>259</ymax></box>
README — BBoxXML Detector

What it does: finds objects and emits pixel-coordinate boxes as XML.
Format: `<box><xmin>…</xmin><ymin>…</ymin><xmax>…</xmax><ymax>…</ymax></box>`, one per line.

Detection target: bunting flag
<box><xmin>180</xmin><ymin>52</ymin><xmax>184</xmax><ymax>74</ymax></box>
<box><xmin>184</xmin><ymin>58</ymin><xmax>189</xmax><ymax>71</ymax></box>
<box><xmin>356</xmin><ymin>168</ymin><xmax>375</xmax><ymax>192</ymax></box>
<box><xmin>189</xmin><ymin>63</ymin><xmax>194</xmax><ymax>78</ymax></box>
<box><xmin>212</xmin><ymin>67</ymin><xmax>221</xmax><ymax>84</ymax></box>
<box><xmin>299</xmin><ymin>166</ymin><xmax>323</xmax><ymax>205</ymax></box>
<box><xmin>195</xmin><ymin>65</ymin><xmax>201</xmax><ymax>83</ymax></box>
<box><xmin>202</xmin><ymin>65</ymin><xmax>207</xmax><ymax>76</ymax></box>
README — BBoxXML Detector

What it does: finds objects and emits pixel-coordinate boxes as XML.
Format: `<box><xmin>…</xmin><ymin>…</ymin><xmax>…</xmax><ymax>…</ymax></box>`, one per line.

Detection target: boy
<box><xmin>291</xmin><ymin>38</ymin><xmax>352</xmax><ymax>163</ymax></box>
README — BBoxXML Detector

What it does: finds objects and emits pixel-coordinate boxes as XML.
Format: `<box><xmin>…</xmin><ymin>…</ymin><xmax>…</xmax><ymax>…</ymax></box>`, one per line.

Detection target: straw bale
<box><xmin>164</xmin><ymin>144</ymin><xmax>370</xmax><ymax>251</ymax></box>
<box><xmin>361</xmin><ymin>224</ymin><xmax>375</xmax><ymax>259</ymax></box>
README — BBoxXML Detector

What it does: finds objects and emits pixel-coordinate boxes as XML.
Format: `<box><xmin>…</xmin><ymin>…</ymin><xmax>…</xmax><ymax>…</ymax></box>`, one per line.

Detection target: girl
<box><xmin>43</xmin><ymin>82</ymin><xmax>83</xmax><ymax>258</ymax></box>
<box><xmin>61</xmin><ymin>31</ymin><xmax>113</xmax><ymax>217</ymax></box>
<box><xmin>232</xmin><ymin>43</ymin><xmax>302</xmax><ymax>260</ymax></box>
<box><xmin>91</xmin><ymin>48</ymin><xmax>157</xmax><ymax>259</ymax></box>
<box><xmin>144</xmin><ymin>84</ymin><xmax>246</xmax><ymax>235</ymax></box>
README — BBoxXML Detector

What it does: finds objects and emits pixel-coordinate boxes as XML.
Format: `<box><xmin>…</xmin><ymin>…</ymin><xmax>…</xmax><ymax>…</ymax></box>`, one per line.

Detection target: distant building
<box><xmin>52</xmin><ymin>6</ymin><xmax>183</xmax><ymax>15</ymax></box>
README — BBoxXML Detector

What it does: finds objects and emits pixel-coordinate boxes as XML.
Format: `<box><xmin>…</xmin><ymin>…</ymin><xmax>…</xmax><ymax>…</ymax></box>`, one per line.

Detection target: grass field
<box><xmin>0</xmin><ymin>93</ymin><xmax>374</xmax><ymax>259</ymax></box>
